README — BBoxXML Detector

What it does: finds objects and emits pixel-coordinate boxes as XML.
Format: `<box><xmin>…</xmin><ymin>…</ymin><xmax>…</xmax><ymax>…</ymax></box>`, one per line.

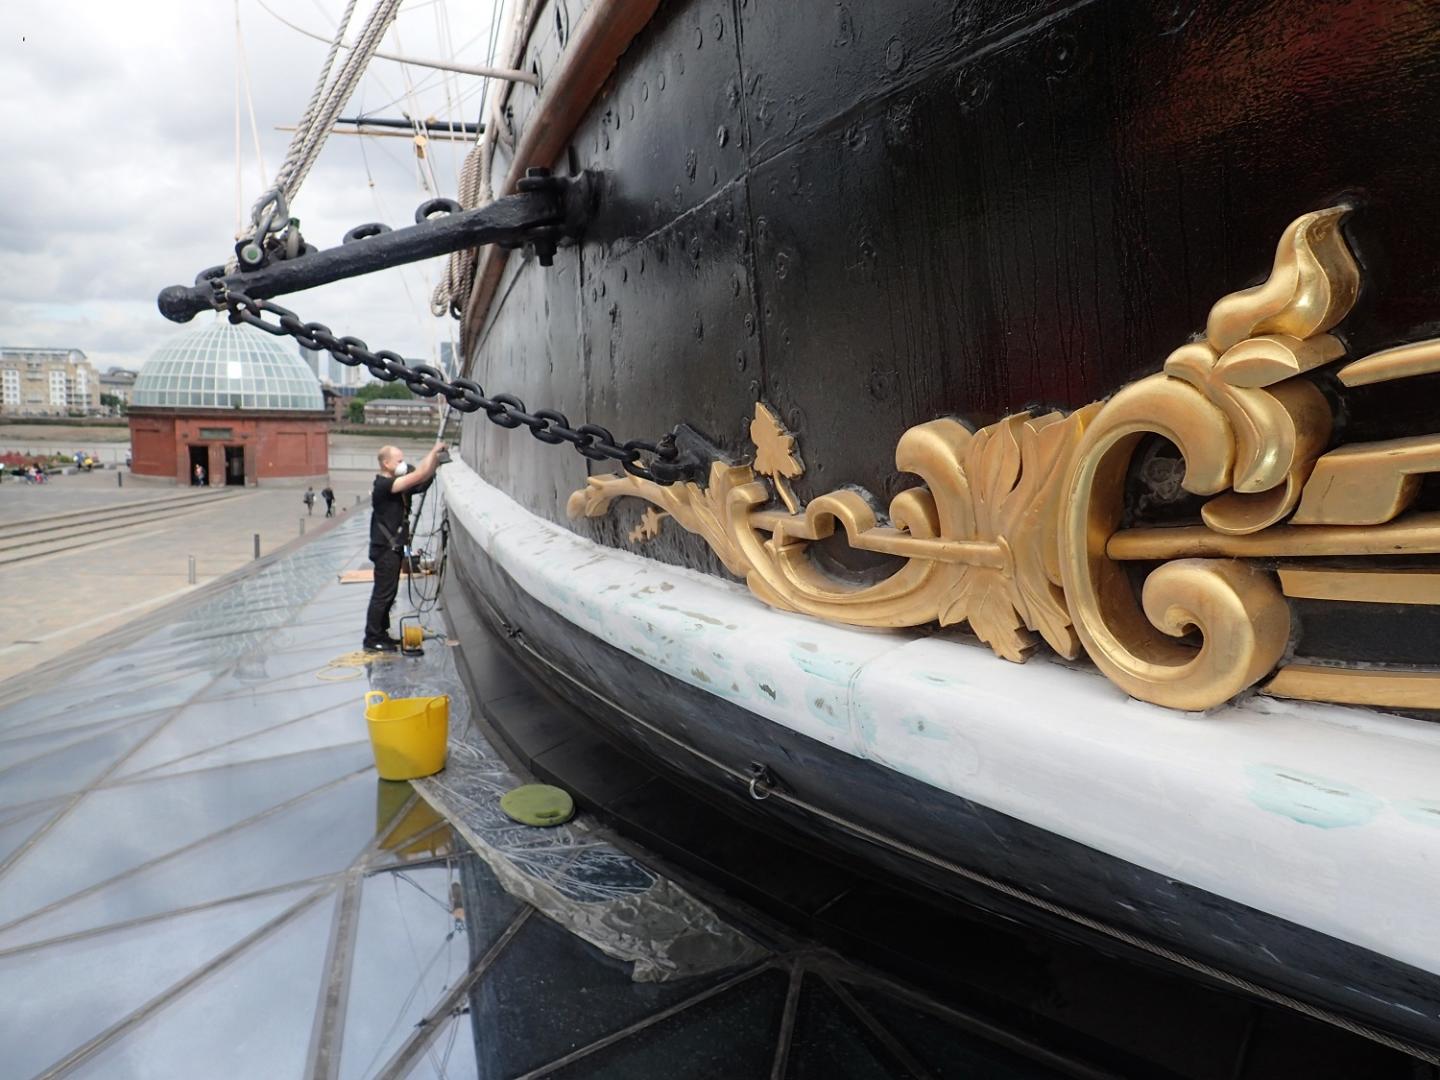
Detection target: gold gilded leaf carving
<box><xmin>750</xmin><ymin>403</ymin><xmax>804</xmax><ymax>513</ymax></box>
<box><xmin>567</xmin><ymin>463</ymin><xmax>760</xmax><ymax>577</ymax></box>
<box><xmin>628</xmin><ymin>507</ymin><xmax>669</xmax><ymax>543</ymax></box>
<box><xmin>569</xmin><ymin>205</ymin><xmax>1440</xmax><ymax>714</ymax></box>
<box><xmin>937</xmin><ymin>412</ymin><xmax>1090</xmax><ymax>661</ymax></box>
<box><xmin>751</xmin><ymin>403</ymin><xmax>802</xmax><ymax>478</ymax></box>
<box><xmin>573</xmin><ymin>407</ymin><xmax>1085</xmax><ymax>650</ymax></box>
<box><xmin>1204</xmin><ymin>206</ymin><xmax>1358</xmax><ymax>351</ymax></box>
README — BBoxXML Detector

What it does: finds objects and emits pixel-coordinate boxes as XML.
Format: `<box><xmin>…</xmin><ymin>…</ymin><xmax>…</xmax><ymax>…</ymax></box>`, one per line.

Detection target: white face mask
<box><xmin>394</xmin><ymin>460</ymin><xmax>410</xmax><ymax>476</ymax></box>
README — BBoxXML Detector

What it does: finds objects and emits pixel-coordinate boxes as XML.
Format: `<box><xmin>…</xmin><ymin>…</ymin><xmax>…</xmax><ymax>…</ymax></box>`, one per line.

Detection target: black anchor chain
<box><xmin>219</xmin><ymin>288</ymin><xmax>696</xmax><ymax>485</ymax></box>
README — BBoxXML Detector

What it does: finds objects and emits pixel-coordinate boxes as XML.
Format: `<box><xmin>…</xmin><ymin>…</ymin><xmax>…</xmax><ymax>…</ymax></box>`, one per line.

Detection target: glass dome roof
<box><xmin>132</xmin><ymin>319</ymin><xmax>324</xmax><ymax>411</ymax></box>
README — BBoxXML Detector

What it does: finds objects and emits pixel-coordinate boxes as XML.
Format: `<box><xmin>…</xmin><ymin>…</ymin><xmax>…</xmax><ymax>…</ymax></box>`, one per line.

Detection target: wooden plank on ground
<box><xmin>338</xmin><ymin>568</ymin><xmax>435</xmax><ymax>584</ymax></box>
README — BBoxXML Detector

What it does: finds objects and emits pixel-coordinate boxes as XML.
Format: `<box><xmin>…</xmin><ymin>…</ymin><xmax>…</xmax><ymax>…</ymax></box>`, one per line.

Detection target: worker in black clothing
<box><xmin>364</xmin><ymin>441</ymin><xmax>446</xmax><ymax>651</ymax></box>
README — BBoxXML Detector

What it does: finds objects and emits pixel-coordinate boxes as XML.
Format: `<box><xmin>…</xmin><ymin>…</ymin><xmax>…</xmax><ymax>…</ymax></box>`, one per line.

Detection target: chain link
<box><xmin>218</xmin><ymin>288</ymin><xmax>692</xmax><ymax>485</ymax></box>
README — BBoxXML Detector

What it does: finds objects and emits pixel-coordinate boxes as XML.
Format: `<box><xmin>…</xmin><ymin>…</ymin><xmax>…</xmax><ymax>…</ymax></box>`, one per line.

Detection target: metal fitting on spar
<box><xmin>156</xmin><ymin>175</ymin><xmax>599</xmax><ymax>325</ymax></box>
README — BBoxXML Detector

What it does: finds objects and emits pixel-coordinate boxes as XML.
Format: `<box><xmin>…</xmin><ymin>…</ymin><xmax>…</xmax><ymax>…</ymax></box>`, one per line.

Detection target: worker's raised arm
<box><xmin>390</xmin><ymin>441</ymin><xmax>447</xmax><ymax>493</ymax></box>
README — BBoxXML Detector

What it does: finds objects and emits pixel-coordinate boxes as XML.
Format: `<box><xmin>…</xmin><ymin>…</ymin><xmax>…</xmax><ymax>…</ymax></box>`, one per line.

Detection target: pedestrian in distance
<box><xmin>193</xmin><ymin>462</ymin><xmax>205</xmax><ymax>487</ymax></box>
<box><xmin>321</xmin><ymin>485</ymin><xmax>335</xmax><ymax>517</ymax></box>
<box><xmin>303</xmin><ymin>486</ymin><xmax>316</xmax><ymax>515</ymax></box>
<box><xmin>364</xmin><ymin>441</ymin><xmax>446</xmax><ymax>651</ymax></box>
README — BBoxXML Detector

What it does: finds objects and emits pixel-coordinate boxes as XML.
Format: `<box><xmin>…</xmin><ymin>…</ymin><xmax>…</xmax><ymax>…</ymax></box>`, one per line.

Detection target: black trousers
<box><xmin>365</xmin><ymin>546</ymin><xmax>401</xmax><ymax>643</ymax></box>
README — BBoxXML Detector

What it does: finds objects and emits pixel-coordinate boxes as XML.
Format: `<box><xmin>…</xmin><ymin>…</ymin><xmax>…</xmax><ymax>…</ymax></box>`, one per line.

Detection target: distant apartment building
<box><xmin>99</xmin><ymin>367</ymin><xmax>139</xmax><ymax>409</ymax></box>
<box><xmin>0</xmin><ymin>348</ymin><xmax>101</xmax><ymax>416</ymax></box>
<box><xmin>362</xmin><ymin>398</ymin><xmax>439</xmax><ymax>426</ymax></box>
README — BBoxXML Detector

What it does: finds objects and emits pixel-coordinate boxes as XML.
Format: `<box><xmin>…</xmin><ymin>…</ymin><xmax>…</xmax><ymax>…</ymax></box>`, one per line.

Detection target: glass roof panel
<box><xmin>132</xmin><ymin>320</ymin><xmax>322</xmax><ymax>411</ymax></box>
<box><xmin>338</xmin><ymin>864</ymin><xmax>488</xmax><ymax>1079</ymax></box>
<box><xmin>0</xmin><ymin>743</ymin><xmax>371</xmax><ymax>927</ymax></box>
<box><xmin>0</xmin><ymin>771</ymin><xmax>375</xmax><ymax>950</ymax></box>
<box><xmin>0</xmin><ymin>716</ymin><xmax>162</xmax><ymax>811</ymax></box>
<box><xmin>66</xmin><ymin>895</ymin><xmax>333</xmax><ymax>1080</ymax></box>
<box><xmin>0</xmin><ymin>888</ymin><xmax>308</xmax><ymax>1078</ymax></box>
<box><xmin>0</xmin><ymin>803</ymin><xmax>59</xmax><ymax>865</ymax></box>
<box><xmin>399</xmin><ymin>1014</ymin><xmax>480</xmax><ymax>1080</ymax></box>
<box><xmin>546</xmin><ymin>968</ymin><xmax>790</xmax><ymax>1079</ymax></box>
<box><xmin>113</xmin><ymin>689</ymin><xmax>361</xmax><ymax>779</ymax></box>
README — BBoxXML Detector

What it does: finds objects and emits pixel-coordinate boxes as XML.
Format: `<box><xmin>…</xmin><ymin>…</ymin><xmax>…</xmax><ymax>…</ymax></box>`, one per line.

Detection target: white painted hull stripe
<box><xmin>440</xmin><ymin>458</ymin><xmax>1440</xmax><ymax>976</ymax></box>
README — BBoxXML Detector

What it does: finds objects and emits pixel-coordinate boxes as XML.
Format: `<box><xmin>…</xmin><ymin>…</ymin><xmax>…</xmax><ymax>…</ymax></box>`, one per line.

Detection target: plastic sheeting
<box><xmin>414</xmin><ymin>731</ymin><xmax>767</xmax><ymax>982</ymax></box>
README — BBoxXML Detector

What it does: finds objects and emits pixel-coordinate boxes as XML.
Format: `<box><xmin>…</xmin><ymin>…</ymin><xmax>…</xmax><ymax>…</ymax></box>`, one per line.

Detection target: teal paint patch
<box><xmin>1245</xmin><ymin>765</ymin><xmax>1384</xmax><ymax>829</ymax></box>
<box><xmin>790</xmin><ymin>647</ymin><xmax>857</xmax><ymax>685</ymax></box>
<box><xmin>900</xmin><ymin>714</ymin><xmax>948</xmax><ymax>740</ymax></box>
<box><xmin>807</xmin><ymin>692</ymin><xmax>847</xmax><ymax>729</ymax></box>
<box><xmin>1394</xmin><ymin>800</ymin><xmax>1440</xmax><ymax>828</ymax></box>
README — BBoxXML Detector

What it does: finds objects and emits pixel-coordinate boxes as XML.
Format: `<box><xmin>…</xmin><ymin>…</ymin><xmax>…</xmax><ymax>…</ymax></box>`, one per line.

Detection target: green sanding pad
<box><xmin>499</xmin><ymin>784</ymin><xmax>575</xmax><ymax>826</ymax></box>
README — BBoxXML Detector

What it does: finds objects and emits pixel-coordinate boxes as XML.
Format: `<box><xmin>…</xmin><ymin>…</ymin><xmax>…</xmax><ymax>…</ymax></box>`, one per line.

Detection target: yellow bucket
<box><xmin>364</xmin><ymin>690</ymin><xmax>449</xmax><ymax>780</ymax></box>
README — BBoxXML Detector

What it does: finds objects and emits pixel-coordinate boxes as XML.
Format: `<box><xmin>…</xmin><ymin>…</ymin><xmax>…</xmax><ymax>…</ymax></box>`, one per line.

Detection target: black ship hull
<box><xmin>435</xmin><ymin>0</ymin><xmax>1440</xmax><ymax>1059</ymax></box>
<box><xmin>441</xmin><ymin>511</ymin><xmax>1440</xmax><ymax>1055</ymax></box>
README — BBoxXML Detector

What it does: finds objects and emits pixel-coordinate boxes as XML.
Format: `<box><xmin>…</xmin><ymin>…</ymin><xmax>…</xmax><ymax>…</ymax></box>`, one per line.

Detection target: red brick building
<box><xmin>129</xmin><ymin>321</ymin><xmax>329</xmax><ymax>487</ymax></box>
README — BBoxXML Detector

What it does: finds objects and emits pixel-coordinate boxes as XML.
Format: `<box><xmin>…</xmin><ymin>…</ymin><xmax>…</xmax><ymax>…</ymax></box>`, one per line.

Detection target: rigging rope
<box><xmin>280</xmin><ymin>0</ymin><xmax>398</xmax><ymax>208</ymax></box>
<box><xmin>234</xmin><ymin>1</ymin><xmax>269</xmax><ymax>191</ymax></box>
<box><xmin>430</xmin><ymin>0</ymin><xmax>510</xmax><ymax>319</ymax></box>
<box><xmin>255</xmin><ymin>0</ymin><xmax>537</xmax><ymax>88</ymax></box>
<box><xmin>242</xmin><ymin>0</ymin><xmax>401</xmax><ymax>250</ymax></box>
<box><xmin>277</xmin><ymin>0</ymin><xmax>358</xmax><ymax>197</ymax></box>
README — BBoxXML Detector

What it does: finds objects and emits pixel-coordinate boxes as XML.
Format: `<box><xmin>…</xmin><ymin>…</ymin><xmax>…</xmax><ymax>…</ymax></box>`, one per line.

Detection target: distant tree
<box><xmin>100</xmin><ymin>393</ymin><xmax>127</xmax><ymax>415</ymax></box>
<box><xmin>355</xmin><ymin>382</ymin><xmax>415</xmax><ymax>402</ymax></box>
<box><xmin>347</xmin><ymin>382</ymin><xmax>413</xmax><ymax>423</ymax></box>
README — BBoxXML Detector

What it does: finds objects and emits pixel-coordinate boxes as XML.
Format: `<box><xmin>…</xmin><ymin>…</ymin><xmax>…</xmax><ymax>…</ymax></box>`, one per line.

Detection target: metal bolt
<box><xmin>117</xmin><ymin>471</ymin><xmax>123</xmax><ymax>488</ymax></box>
<box><xmin>253</xmin><ymin>533</ymin><xmax>261</xmax><ymax>560</ymax></box>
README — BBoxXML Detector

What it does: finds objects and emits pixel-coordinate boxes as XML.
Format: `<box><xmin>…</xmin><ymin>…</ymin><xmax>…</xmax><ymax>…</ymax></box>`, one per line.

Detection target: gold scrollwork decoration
<box><xmin>569</xmin><ymin>207</ymin><xmax>1440</xmax><ymax>713</ymax></box>
<box><xmin>1056</xmin><ymin>207</ymin><xmax>1356</xmax><ymax>709</ymax></box>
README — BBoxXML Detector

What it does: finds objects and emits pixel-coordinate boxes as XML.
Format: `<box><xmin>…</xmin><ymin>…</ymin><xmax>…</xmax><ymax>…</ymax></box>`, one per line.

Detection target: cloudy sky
<box><xmin>1</xmin><ymin>0</ymin><xmax>499</xmax><ymax>374</ymax></box>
